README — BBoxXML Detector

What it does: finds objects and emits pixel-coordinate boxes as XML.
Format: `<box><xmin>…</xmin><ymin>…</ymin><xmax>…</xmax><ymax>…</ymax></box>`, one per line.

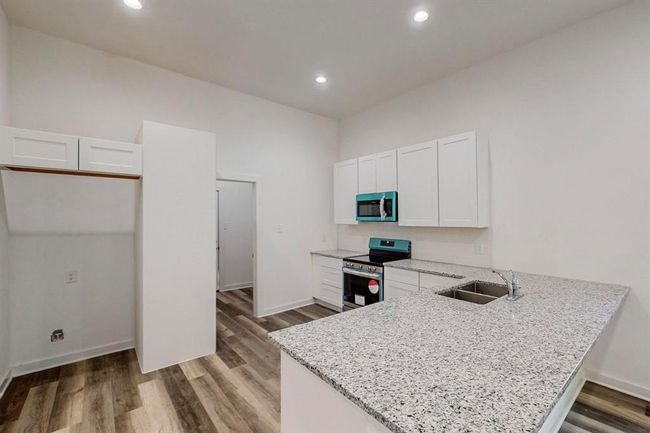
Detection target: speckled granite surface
<box><xmin>311</xmin><ymin>249</ymin><xmax>364</xmax><ymax>259</ymax></box>
<box><xmin>269</xmin><ymin>260</ymin><xmax>628</xmax><ymax>433</ymax></box>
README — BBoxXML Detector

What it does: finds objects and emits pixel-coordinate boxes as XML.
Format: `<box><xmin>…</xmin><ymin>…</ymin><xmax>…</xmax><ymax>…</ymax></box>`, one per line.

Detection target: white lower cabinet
<box><xmin>385</xmin><ymin>268</ymin><xmax>461</xmax><ymax>299</ymax></box>
<box><xmin>0</xmin><ymin>126</ymin><xmax>79</xmax><ymax>171</ymax></box>
<box><xmin>312</xmin><ymin>255</ymin><xmax>343</xmax><ymax>309</ymax></box>
<box><xmin>384</xmin><ymin>279</ymin><xmax>419</xmax><ymax>300</ymax></box>
<box><xmin>79</xmin><ymin>137</ymin><xmax>143</xmax><ymax>176</ymax></box>
<box><xmin>384</xmin><ymin>268</ymin><xmax>419</xmax><ymax>300</ymax></box>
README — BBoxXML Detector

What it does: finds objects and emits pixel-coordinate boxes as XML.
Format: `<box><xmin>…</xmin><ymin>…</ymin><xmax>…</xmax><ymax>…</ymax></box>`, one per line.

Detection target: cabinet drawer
<box><xmin>320</xmin><ymin>267</ymin><xmax>342</xmax><ymax>289</ymax></box>
<box><xmin>79</xmin><ymin>137</ymin><xmax>142</xmax><ymax>176</ymax></box>
<box><xmin>313</xmin><ymin>255</ymin><xmax>342</xmax><ymax>270</ymax></box>
<box><xmin>0</xmin><ymin>126</ymin><xmax>79</xmax><ymax>171</ymax></box>
<box><xmin>317</xmin><ymin>282</ymin><xmax>342</xmax><ymax>307</ymax></box>
<box><xmin>384</xmin><ymin>267</ymin><xmax>419</xmax><ymax>286</ymax></box>
<box><xmin>419</xmin><ymin>273</ymin><xmax>461</xmax><ymax>289</ymax></box>
<box><xmin>384</xmin><ymin>280</ymin><xmax>418</xmax><ymax>300</ymax></box>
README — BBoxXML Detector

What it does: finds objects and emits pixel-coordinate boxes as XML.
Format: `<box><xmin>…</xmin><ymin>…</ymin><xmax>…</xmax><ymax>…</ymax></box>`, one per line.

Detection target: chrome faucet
<box><xmin>492</xmin><ymin>269</ymin><xmax>521</xmax><ymax>301</ymax></box>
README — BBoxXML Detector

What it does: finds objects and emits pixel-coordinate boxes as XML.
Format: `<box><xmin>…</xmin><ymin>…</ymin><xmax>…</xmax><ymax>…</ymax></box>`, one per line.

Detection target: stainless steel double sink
<box><xmin>438</xmin><ymin>282</ymin><xmax>509</xmax><ymax>305</ymax></box>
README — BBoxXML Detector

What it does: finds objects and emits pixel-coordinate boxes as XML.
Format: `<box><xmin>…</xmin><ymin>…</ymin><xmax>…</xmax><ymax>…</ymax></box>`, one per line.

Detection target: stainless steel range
<box><xmin>342</xmin><ymin>238</ymin><xmax>411</xmax><ymax>311</ymax></box>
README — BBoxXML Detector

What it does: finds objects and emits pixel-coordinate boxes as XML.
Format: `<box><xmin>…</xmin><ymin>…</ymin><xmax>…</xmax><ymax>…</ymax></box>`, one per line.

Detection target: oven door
<box><xmin>356</xmin><ymin>192</ymin><xmax>397</xmax><ymax>222</ymax></box>
<box><xmin>342</xmin><ymin>267</ymin><xmax>383</xmax><ymax>311</ymax></box>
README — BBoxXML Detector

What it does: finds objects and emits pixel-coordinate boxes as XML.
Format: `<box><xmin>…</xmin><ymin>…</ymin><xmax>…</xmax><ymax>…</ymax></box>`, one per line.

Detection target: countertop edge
<box><xmin>530</xmin><ymin>287</ymin><xmax>629</xmax><ymax>432</ymax></box>
<box><xmin>310</xmin><ymin>250</ymin><xmax>364</xmax><ymax>260</ymax></box>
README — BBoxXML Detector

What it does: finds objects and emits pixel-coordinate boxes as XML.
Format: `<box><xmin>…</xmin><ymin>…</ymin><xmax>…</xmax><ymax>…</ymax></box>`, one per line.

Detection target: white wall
<box><xmin>0</xmin><ymin>4</ymin><xmax>10</xmax><ymax>390</ymax></box>
<box><xmin>0</xmin><ymin>173</ymin><xmax>10</xmax><ymax>387</ymax></box>
<box><xmin>9</xmin><ymin>26</ymin><xmax>338</xmax><ymax>316</ymax></box>
<box><xmin>339</xmin><ymin>2</ymin><xmax>650</xmax><ymax>398</ymax></box>
<box><xmin>9</xmin><ymin>234</ymin><xmax>135</xmax><ymax>373</ymax></box>
<box><xmin>0</xmin><ymin>5</ymin><xmax>8</xmax><ymax>125</ymax></box>
<box><xmin>0</xmin><ymin>171</ymin><xmax>137</xmax><ymax>373</ymax></box>
<box><xmin>217</xmin><ymin>180</ymin><xmax>254</xmax><ymax>291</ymax></box>
<box><xmin>1</xmin><ymin>171</ymin><xmax>136</xmax><ymax>234</ymax></box>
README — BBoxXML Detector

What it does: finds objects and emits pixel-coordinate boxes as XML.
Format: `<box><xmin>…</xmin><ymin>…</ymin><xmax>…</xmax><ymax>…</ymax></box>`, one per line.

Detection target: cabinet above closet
<box><xmin>0</xmin><ymin>126</ymin><xmax>143</xmax><ymax>178</ymax></box>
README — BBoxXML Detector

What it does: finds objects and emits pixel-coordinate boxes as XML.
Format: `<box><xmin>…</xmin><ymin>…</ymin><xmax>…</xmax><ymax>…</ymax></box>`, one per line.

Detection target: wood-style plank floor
<box><xmin>0</xmin><ymin>288</ymin><xmax>648</xmax><ymax>433</ymax></box>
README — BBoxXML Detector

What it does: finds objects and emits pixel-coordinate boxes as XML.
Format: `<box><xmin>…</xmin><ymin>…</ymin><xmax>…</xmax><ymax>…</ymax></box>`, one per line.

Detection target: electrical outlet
<box><xmin>474</xmin><ymin>244</ymin><xmax>485</xmax><ymax>255</ymax></box>
<box><xmin>51</xmin><ymin>329</ymin><xmax>64</xmax><ymax>342</ymax></box>
<box><xmin>65</xmin><ymin>271</ymin><xmax>78</xmax><ymax>284</ymax></box>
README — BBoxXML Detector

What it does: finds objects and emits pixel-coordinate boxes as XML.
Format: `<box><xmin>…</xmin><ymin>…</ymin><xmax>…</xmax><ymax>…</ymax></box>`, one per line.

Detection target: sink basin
<box><xmin>438</xmin><ymin>282</ymin><xmax>509</xmax><ymax>305</ymax></box>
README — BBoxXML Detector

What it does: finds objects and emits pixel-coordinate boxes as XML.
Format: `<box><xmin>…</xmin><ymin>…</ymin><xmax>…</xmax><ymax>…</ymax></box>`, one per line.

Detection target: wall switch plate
<box><xmin>474</xmin><ymin>244</ymin><xmax>485</xmax><ymax>255</ymax></box>
<box><xmin>51</xmin><ymin>329</ymin><xmax>64</xmax><ymax>342</ymax></box>
<box><xmin>65</xmin><ymin>271</ymin><xmax>78</xmax><ymax>284</ymax></box>
<box><xmin>276</xmin><ymin>225</ymin><xmax>284</xmax><ymax>234</ymax></box>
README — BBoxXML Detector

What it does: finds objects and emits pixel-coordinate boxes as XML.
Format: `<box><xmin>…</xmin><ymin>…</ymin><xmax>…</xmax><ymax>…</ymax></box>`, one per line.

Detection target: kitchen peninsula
<box><xmin>270</xmin><ymin>260</ymin><xmax>628</xmax><ymax>433</ymax></box>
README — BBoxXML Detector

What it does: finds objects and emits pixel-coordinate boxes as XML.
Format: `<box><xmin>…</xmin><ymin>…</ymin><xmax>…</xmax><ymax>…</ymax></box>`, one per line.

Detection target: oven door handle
<box><xmin>342</xmin><ymin>267</ymin><xmax>382</xmax><ymax>280</ymax></box>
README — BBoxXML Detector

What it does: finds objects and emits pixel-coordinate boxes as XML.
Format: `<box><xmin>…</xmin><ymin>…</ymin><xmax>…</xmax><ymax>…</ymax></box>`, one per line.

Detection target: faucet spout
<box><xmin>492</xmin><ymin>269</ymin><xmax>521</xmax><ymax>301</ymax></box>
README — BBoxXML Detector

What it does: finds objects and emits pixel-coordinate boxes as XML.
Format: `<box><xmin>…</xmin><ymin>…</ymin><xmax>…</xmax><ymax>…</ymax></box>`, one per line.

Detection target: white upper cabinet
<box><xmin>0</xmin><ymin>126</ymin><xmax>79</xmax><ymax>171</ymax></box>
<box><xmin>397</xmin><ymin>140</ymin><xmax>439</xmax><ymax>226</ymax></box>
<box><xmin>357</xmin><ymin>150</ymin><xmax>397</xmax><ymax>194</ymax></box>
<box><xmin>0</xmin><ymin>126</ymin><xmax>143</xmax><ymax>177</ymax></box>
<box><xmin>334</xmin><ymin>159</ymin><xmax>358</xmax><ymax>224</ymax></box>
<box><xmin>79</xmin><ymin>137</ymin><xmax>143</xmax><ymax>176</ymax></box>
<box><xmin>357</xmin><ymin>155</ymin><xmax>377</xmax><ymax>194</ymax></box>
<box><xmin>438</xmin><ymin>132</ymin><xmax>489</xmax><ymax>227</ymax></box>
<box><xmin>375</xmin><ymin>150</ymin><xmax>397</xmax><ymax>192</ymax></box>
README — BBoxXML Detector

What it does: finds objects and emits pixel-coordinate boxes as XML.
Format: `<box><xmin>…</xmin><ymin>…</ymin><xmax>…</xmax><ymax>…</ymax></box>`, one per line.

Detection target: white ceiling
<box><xmin>0</xmin><ymin>0</ymin><xmax>629</xmax><ymax>119</ymax></box>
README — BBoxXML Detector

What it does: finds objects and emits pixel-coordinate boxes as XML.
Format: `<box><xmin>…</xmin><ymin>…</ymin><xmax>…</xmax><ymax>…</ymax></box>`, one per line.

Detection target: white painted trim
<box><xmin>216</xmin><ymin>172</ymin><xmax>262</xmax><ymax>317</ymax></box>
<box><xmin>11</xmin><ymin>339</ymin><xmax>134</xmax><ymax>377</ymax></box>
<box><xmin>537</xmin><ymin>367</ymin><xmax>586</xmax><ymax>433</ymax></box>
<box><xmin>0</xmin><ymin>368</ymin><xmax>13</xmax><ymax>400</ymax></box>
<box><xmin>586</xmin><ymin>369</ymin><xmax>650</xmax><ymax>401</ymax></box>
<box><xmin>220</xmin><ymin>282</ymin><xmax>254</xmax><ymax>291</ymax></box>
<box><xmin>258</xmin><ymin>298</ymin><xmax>315</xmax><ymax>318</ymax></box>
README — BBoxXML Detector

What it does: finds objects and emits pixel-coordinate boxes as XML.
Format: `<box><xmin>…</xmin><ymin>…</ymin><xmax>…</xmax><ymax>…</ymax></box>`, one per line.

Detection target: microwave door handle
<box><xmin>379</xmin><ymin>196</ymin><xmax>386</xmax><ymax>220</ymax></box>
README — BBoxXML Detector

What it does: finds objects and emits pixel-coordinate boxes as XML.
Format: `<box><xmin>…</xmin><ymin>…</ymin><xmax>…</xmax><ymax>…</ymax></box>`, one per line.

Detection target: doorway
<box><xmin>215</xmin><ymin>175</ymin><xmax>259</xmax><ymax>316</ymax></box>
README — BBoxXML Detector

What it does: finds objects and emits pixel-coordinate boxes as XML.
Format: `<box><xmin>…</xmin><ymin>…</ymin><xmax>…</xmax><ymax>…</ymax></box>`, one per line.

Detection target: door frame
<box><xmin>216</xmin><ymin>171</ymin><xmax>262</xmax><ymax>317</ymax></box>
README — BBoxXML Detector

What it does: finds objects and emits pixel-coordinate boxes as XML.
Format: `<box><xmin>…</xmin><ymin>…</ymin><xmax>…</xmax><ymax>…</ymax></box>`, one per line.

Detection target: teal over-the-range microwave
<box><xmin>356</xmin><ymin>191</ymin><xmax>397</xmax><ymax>222</ymax></box>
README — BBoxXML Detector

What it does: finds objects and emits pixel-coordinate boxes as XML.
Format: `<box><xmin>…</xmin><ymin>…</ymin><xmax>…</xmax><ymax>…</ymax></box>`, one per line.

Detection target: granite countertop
<box><xmin>311</xmin><ymin>249</ymin><xmax>364</xmax><ymax>259</ymax></box>
<box><xmin>269</xmin><ymin>260</ymin><xmax>628</xmax><ymax>433</ymax></box>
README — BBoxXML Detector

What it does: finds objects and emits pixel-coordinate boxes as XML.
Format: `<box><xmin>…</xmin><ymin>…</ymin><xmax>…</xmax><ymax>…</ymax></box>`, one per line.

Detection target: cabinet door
<box><xmin>0</xmin><ymin>126</ymin><xmax>79</xmax><ymax>171</ymax></box>
<box><xmin>384</xmin><ymin>279</ymin><xmax>419</xmax><ymax>300</ymax></box>
<box><xmin>357</xmin><ymin>155</ymin><xmax>377</xmax><ymax>194</ymax></box>
<box><xmin>375</xmin><ymin>150</ymin><xmax>397</xmax><ymax>192</ymax></box>
<box><xmin>334</xmin><ymin>159</ymin><xmax>359</xmax><ymax>224</ymax></box>
<box><xmin>438</xmin><ymin>132</ymin><xmax>478</xmax><ymax>227</ymax></box>
<box><xmin>79</xmin><ymin>137</ymin><xmax>143</xmax><ymax>176</ymax></box>
<box><xmin>397</xmin><ymin>141</ymin><xmax>438</xmax><ymax>226</ymax></box>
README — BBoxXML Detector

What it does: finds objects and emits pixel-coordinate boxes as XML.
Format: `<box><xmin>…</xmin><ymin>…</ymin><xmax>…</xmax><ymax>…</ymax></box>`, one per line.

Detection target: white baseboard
<box><xmin>0</xmin><ymin>368</ymin><xmax>12</xmax><ymax>400</ymax></box>
<box><xmin>220</xmin><ymin>282</ymin><xmax>253</xmax><ymax>291</ymax></box>
<box><xmin>258</xmin><ymin>298</ymin><xmax>315</xmax><ymax>318</ymax></box>
<box><xmin>11</xmin><ymin>339</ymin><xmax>134</xmax><ymax>377</ymax></box>
<box><xmin>586</xmin><ymin>369</ymin><xmax>650</xmax><ymax>401</ymax></box>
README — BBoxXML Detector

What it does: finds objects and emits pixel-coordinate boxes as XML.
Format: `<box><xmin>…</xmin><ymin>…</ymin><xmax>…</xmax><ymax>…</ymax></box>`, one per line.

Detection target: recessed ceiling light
<box><xmin>124</xmin><ymin>0</ymin><xmax>143</xmax><ymax>10</ymax></box>
<box><xmin>315</xmin><ymin>75</ymin><xmax>327</xmax><ymax>84</ymax></box>
<box><xmin>413</xmin><ymin>10</ymin><xmax>429</xmax><ymax>23</ymax></box>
